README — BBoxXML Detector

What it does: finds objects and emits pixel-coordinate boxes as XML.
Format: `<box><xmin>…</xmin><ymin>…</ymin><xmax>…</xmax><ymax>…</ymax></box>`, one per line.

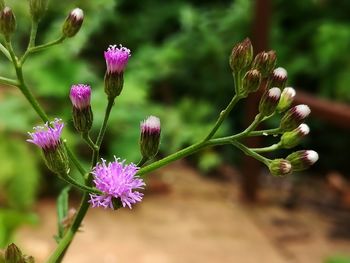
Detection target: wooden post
<box><xmin>241</xmin><ymin>0</ymin><xmax>271</xmax><ymax>202</ymax></box>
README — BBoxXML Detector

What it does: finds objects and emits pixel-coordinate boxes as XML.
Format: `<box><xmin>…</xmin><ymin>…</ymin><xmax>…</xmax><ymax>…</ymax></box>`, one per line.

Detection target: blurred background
<box><xmin>0</xmin><ymin>0</ymin><xmax>350</xmax><ymax>262</ymax></box>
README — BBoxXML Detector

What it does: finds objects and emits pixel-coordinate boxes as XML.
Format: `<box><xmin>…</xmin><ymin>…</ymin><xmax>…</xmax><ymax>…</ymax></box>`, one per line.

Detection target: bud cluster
<box><xmin>228</xmin><ymin>40</ymin><xmax>318</xmax><ymax>176</ymax></box>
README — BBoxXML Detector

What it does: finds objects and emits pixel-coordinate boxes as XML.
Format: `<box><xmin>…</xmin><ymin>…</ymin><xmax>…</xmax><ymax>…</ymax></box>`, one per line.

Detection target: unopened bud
<box><xmin>269</xmin><ymin>159</ymin><xmax>292</xmax><ymax>176</ymax></box>
<box><xmin>259</xmin><ymin>87</ymin><xmax>281</xmax><ymax>116</ymax></box>
<box><xmin>281</xmin><ymin>123</ymin><xmax>310</xmax><ymax>148</ymax></box>
<box><xmin>5</xmin><ymin>243</ymin><xmax>22</xmax><ymax>263</ymax></box>
<box><xmin>229</xmin><ymin>38</ymin><xmax>253</xmax><ymax>73</ymax></box>
<box><xmin>62</xmin><ymin>8</ymin><xmax>84</xmax><ymax>38</ymax></box>
<box><xmin>277</xmin><ymin>87</ymin><xmax>296</xmax><ymax>112</ymax></box>
<box><xmin>252</xmin><ymin>50</ymin><xmax>277</xmax><ymax>78</ymax></box>
<box><xmin>0</xmin><ymin>7</ymin><xmax>16</xmax><ymax>40</ymax></box>
<box><xmin>287</xmin><ymin>150</ymin><xmax>319</xmax><ymax>171</ymax></box>
<box><xmin>269</xmin><ymin>67</ymin><xmax>287</xmax><ymax>89</ymax></box>
<box><xmin>240</xmin><ymin>69</ymin><xmax>261</xmax><ymax>97</ymax></box>
<box><xmin>280</xmin><ymin>104</ymin><xmax>310</xmax><ymax>131</ymax></box>
<box><xmin>140</xmin><ymin>116</ymin><xmax>161</xmax><ymax>159</ymax></box>
<box><xmin>70</xmin><ymin>84</ymin><xmax>93</xmax><ymax>133</ymax></box>
<box><xmin>29</xmin><ymin>0</ymin><xmax>49</xmax><ymax>22</ymax></box>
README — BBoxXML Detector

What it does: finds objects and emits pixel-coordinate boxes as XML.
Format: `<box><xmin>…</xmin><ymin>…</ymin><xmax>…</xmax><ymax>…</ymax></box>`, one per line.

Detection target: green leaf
<box><xmin>56</xmin><ymin>186</ymin><xmax>71</xmax><ymax>242</ymax></box>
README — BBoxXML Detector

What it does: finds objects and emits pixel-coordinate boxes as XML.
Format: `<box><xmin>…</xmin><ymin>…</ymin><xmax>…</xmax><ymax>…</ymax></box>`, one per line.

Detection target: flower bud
<box><xmin>281</xmin><ymin>123</ymin><xmax>310</xmax><ymax>149</ymax></box>
<box><xmin>229</xmin><ymin>38</ymin><xmax>253</xmax><ymax>73</ymax></box>
<box><xmin>287</xmin><ymin>150</ymin><xmax>319</xmax><ymax>172</ymax></box>
<box><xmin>269</xmin><ymin>159</ymin><xmax>292</xmax><ymax>176</ymax></box>
<box><xmin>5</xmin><ymin>243</ymin><xmax>22</xmax><ymax>263</ymax></box>
<box><xmin>140</xmin><ymin>116</ymin><xmax>161</xmax><ymax>159</ymax></box>
<box><xmin>259</xmin><ymin>87</ymin><xmax>281</xmax><ymax>116</ymax></box>
<box><xmin>240</xmin><ymin>69</ymin><xmax>261</xmax><ymax>97</ymax></box>
<box><xmin>276</xmin><ymin>87</ymin><xmax>296</xmax><ymax>113</ymax></box>
<box><xmin>252</xmin><ymin>50</ymin><xmax>277</xmax><ymax>78</ymax></box>
<box><xmin>0</xmin><ymin>7</ymin><xmax>16</xmax><ymax>40</ymax></box>
<box><xmin>269</xmin><ymin>67</ymin><xmax>287</xmax><ymax>89</ymax></box>
<box><xmin>29</xmin><ymin>0</ymin><xmax>49</xmax><ymax>22</ymax></box>
<box><xmin>280</xmin><ymin>104</ymin><xmax>311</xmax><ymax>131</ymax></box>
<box><xmin>70</xmin><ymin>84</ymin><xmax>93</xmax><ymax>133</ymax></box>
<box><xmin>27</xmin><ymin>119</ymin><xmax>69</xmax><ymax>175</ymax></box>
<box><xmin>104</xmin><ymin>45</ymin><xmax>131</xmax><ymax>99</ymax></box>
<box><xmin>62</xmin><ymin>8</ymin><xmax>84</xmax><ymax>38</ymax></box>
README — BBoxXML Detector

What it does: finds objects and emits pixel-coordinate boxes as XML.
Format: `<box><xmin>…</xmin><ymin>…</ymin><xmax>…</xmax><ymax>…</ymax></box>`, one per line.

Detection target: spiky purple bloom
<box><xmin>89</xmin><ymin>158</ymin><xmax>145</xmax><ymax>209</ymax></box>
<box><xmin>70</xmin><ymin>84</ymin><xmax>91</xmax><ymax>110</ymax></box>
<box><xmin>27</xmin><ymin>119</ymin><xmax>64</xmax><ymax>151</ymax></box>
<box><xmin>104</xmin><ymin>44</ymin><xmax>131</xmax><ymax>74</ymax></box>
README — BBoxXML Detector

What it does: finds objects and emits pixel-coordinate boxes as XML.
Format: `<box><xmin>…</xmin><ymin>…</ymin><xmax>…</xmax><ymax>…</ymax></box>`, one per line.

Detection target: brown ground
<box><xmin>16</xmin><ymin>161</ymin><xmax>350</xmax><ymax>263</ymax></box>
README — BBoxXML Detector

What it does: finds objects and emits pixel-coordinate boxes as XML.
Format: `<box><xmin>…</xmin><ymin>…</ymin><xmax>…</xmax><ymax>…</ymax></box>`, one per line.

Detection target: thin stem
<box><xmin>58</xmin><ymin>174</ymin><xmax>100</xmax><ymax>194</ymax></box>
<box><xmin>137</xmin><ymin>156</ymin><xmax>148</xmax><ymax>167</ymax></box>
<box><xmin>82</xmin><ymin>132</ymin><xmax>98</xmax><ymax>151</ymax></box>
<box><xmin>28</xmin><ymin>20</ymin><xmax>38</xmax><ymax>50</ymax></box>
<box><xmin>0</xmin><ymin>43</ymin><xmax>12</xmax><ymax>61</ymax></box>
<box><xmin>21</xmin><ymin>35</ymin><xmax>66</xmax><ymax>64</ymax></box>
<box><xmin>247</xmin><ymin>127</ymin><xmax>282</xmax><ymax>137</ymax></box>
<box><xmin>92</xmin><ymin>98</ymin><xmax>115</xmax><ymax>165</ymax></box>
<box><xmin>204</xmin><ymin>94</ymin><xmax>241</xmax><ymax>141</ymax></box>
<box><xmin>231</xmin><ymin>140</ymin><xmax>270</xmax><ymax>166</ymax></box>
<box><xmin>0</xmin><ymin>76</ymin><xmax>19</xmax><ymax>86</ymax></box>
<box><xmin>63</xmin><ymin>141</ymin><xmax>86</xmax><ymax>177</ymax></box>
<box><xmin>250</xmin><ymin>142</ymin><xmax>281</xmax><ymax>153</ymax></box>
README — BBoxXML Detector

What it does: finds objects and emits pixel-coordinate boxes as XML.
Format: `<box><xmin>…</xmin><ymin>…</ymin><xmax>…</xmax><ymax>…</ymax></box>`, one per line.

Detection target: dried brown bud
<box><xmin>229</xmin><ymin>38</ymin><xmax>253</xmax><ymax>73</ymax></box>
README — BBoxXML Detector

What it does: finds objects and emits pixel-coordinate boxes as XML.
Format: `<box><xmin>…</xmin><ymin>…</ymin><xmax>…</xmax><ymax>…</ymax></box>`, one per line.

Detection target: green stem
<box><xmin>247</xmin><ymin>127</ymin><xmax>282</xmax><ymax>137</ymax></box>
<box><xmin>82</xmin><ymin>132</ymin><xmax>98</xmax><ymax>151</ymax></box>
<box><xmin>58</xmin><ymin>174</ymin><xmax>100</xmax><ymax>194</ymax></box>
<box><xmin>204</xmin><ymin>94</ymin><xmax>241</xmax><ymax>141</ymax></box>
<box><xmin>0</xmin><ymin>76</ymin><xmax>19</xmax><ymax>86</ymax></box>
<box><xmin>92</xmin><ymin>98</ymin><xmax>115</xmax><ymax>165</ymax></box>
<box><xmin>63</xmin><ymin>142</ymin><xmax>86</xmax><ymax>177</ymax></box>
<box><xmin>21</xmin><ymin>35</ymin><xmax>66</xmax><ymax>64</ymax></box>
<box><xmin>46</xmin><ymin>193</ymin><xmax>90</xmax><ymax>263</ymax></box>
<box><xmin>0</xmin><ymin>43</ymin><xmax>12</xmax><ymax>61</ymax></box>
<box><xmin>231</xmin><ymin>140</ymin><xmax>270</xmax><ymax>166</ymax></box>
<box><xmin>250</xmin><ymin>142</ymin><xmax>281</xmax><ymax>153</ymax></box>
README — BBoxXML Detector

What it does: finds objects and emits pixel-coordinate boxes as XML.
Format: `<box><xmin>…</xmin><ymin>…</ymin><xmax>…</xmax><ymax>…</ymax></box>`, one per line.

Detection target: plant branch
<box><xmin>250</xmin><ymin>142</ymin><xmax>281</xmax><ymax>153</ymax></box>
<box><xmin>0</xmin><ymin>43</ymin><xmax>12</xmax><ymax>61</ymax></box>
<box><xmin>82</xmin><ymin>132</ymin><xmax>98</xmax><ymax>151</ymax></box>
<box><xmin>63</xmin><ymin>141</ymin><xmax>86</xmax><ymax>177</ymax></box>
<box><xmin>0</xmin><ymin>76</ymin><xmax>19</xmax><ymax>86</ymax></box>
<box><xmin>21</xmin><ymin>35</ymin><xmax>66</xmax><ymax>64</ymax></box>
<box><xmin>231</xmin><ymin>140</ymin><xmax>271</xmax><ymax>166</ymax></box>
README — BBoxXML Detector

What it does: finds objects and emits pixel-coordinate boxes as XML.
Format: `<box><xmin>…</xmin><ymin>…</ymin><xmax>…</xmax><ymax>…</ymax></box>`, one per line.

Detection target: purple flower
<box><xmin>27</xmin><ymin>119</ymin><xmax>64</xmax><ymax>151</ymax></box>
<box><xmin>104</xmin><ymin>44</ymin><xmax>131</xmax><ymax>74</ymax></box>
<box><xmin>69</xmin><ymin>84</ymin><xmax>91</xmax><ymax>110</ymax></box>
<box><xmin>89</xmin><ymin>158</ymin><xmax>145</xmax><ymax>209</ymax></box>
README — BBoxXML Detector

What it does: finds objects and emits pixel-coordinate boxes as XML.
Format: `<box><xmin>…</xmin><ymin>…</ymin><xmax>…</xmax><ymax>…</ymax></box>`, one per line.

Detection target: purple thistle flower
<box><xmin>69</xmin><ymin>84</ymin><xmax>91</xmax><ymax>110</ymax></box>
<box><xmin>104</xmin><ymin>44</ymin><xmax>131</xmax><ymax>74</ymax></box>
<box><xmin>141</xmin><ymin>116</ymin><xmax>161</xmax><ymax>135</ymax></box>
<box><xmin>89</xmin><ymin>157</ymin><xmax>145</xmax><ymax>209</ymax></box>
<box><xmin>27</xmin><ymin>119</ymin><xmax>64</xmax><ymax>151</ymax></box>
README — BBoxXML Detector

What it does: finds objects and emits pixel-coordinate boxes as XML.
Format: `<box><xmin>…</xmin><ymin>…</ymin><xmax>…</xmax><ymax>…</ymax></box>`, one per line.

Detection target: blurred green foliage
<box><xmin>0</xmin><ymin>0</ymin><xmax>350</xmax><ymax>245</ymax></box>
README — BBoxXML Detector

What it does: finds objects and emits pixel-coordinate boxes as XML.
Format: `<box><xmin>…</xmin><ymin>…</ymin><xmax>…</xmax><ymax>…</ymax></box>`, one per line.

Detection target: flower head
<box><xmin>287</xmin><ymin>150</ymin><xmax>319</xmax><ymax>172</ymax></box>
<box><xmin>259</xmin><ymin>87</ymin><xmax>281</xmax><ymax>116</ymax></box>
<box><xmin>89</xmin><ymin>158</ymin><xmax>145</xmax><ymax>209</ymax></box>
<box><xmin>27</xmin><ymin>119</ymin><xmax>64</xmax><ymax>151</ymax></box>
<box><xmin>69</xmin><ymin>84</ymin><xmax>91</xmax><ymax>110</ymax></box>
<box><xmin>280</xmin><ymin>104</ymin><xmax>311</xmax><ymax>131</ymax></box>
<box><xmin>269</xmin><ymin>67</ymin><xmax>288</xmax><ymax>89</ymax></box>
<box><xmin>104</xmin><ymin>44</ymin><xmax>131</xmax><ymax>74</ymax></box>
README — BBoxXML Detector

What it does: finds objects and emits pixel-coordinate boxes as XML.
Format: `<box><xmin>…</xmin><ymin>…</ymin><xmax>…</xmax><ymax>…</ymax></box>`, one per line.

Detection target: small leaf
<box><xmin>56</xmin><ymin>186</ymin><xmax>71</xmax><ymax>242</ymax></box>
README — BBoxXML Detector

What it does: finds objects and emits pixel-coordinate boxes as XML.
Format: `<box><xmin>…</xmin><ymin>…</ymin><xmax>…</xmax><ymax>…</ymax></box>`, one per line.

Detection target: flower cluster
<box><xmin>27</xmin><ymin>118</ymin><xmax>64</xmax><ymax>151</ymax></box>
<box><xmin>89</xmin><ymin>158</ymin><xmax>145</xmax><ymax>209</ymax></box>
<box><xmin>69</xmin><ymin>84</ymin><xmax>91</xmax><ymax>110</ymax></box>
<box><xmin>104</xmin><ymin>44</ymin><xmax>131</xmax><ymax>74</ymax></box>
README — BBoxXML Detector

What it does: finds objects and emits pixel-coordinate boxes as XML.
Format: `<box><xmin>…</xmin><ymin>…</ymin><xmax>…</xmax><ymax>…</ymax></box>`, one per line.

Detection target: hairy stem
<box><xmin>250</xmin><ymin>142</ymin><xmax>281</xmax><ymax>153</ymax></box>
